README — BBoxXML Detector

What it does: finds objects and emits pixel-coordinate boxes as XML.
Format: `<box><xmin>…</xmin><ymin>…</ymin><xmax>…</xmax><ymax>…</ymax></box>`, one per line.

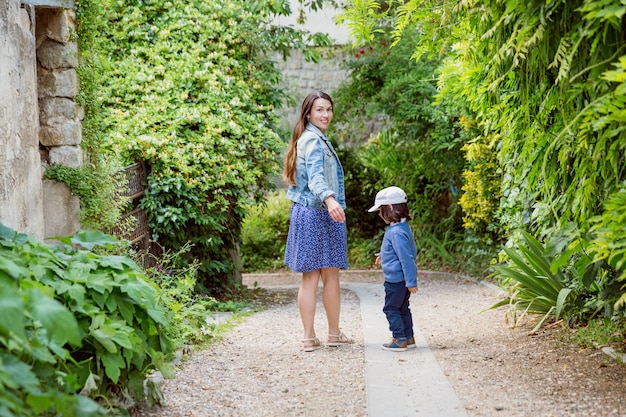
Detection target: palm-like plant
<box><xmin>491</xmin><ymin>231</ymin><xmax>580</xmax><ymax>332</ymax></box>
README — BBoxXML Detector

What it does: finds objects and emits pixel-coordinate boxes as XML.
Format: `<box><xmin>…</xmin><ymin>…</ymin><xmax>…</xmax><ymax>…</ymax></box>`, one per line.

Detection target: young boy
<box><xmin>368</xmin><ymin>186</ymin><xmax>418</xmax><ymax>351</ymax></box>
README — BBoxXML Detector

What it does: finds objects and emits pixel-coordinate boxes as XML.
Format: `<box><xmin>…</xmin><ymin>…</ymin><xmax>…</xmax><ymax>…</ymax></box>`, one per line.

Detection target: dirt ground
<box><xmin>246</xmin><ymin>270</ymin><xmax>626</xmax><ymax>417</ymax></box>
<box><xmin>412</xmin><ymin>273</ymin><xmax>626</xmax><ymax>417</ymax></box>
<box><xmin>139</xmin><ymin>271</ymin><xmax>626</xmax><ymax>417</ymax></box>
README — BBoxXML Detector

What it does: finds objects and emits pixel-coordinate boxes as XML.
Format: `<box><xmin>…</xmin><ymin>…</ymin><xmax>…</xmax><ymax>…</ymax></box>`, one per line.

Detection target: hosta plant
<box><xmin>0</xmin><ymin>224</ymin><xmax>174</xmax><ymax>416</ymax></box>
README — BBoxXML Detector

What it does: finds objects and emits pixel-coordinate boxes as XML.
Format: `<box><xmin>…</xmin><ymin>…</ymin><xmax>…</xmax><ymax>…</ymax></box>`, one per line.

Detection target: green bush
<box><xmin>95</xmin><ymin>0</ymin><xmax>333</xmax><ymax>296</ymax></box>
<box><xmin>339</xmin><ymin>0</ymin><xmax>626</xmax><ymax>322</ymax></box>
<box><xmin>0</xmin><ymin>224</ymin><xmax>174</xmax><ymax>415</ymax></box>
<box><xmin>588</xmin><ymin>182</ymin><xmax>626</xmax><ymax>312</ymax></box>
<box><xmin>490</xmin><ymin>229</ymin><xmax>588</xmax><ymax>331</ymax></box>
<box><xmin>241</xmin><ymin>192</ymin><xmax>291</xmax><ymax>273</ymax></box>
<box><xmin>144</xmin><ymin>242</ymin><xmax>248</xmax><ymax>346</ymax></box>
<box><xmin>330</xmin><ymin>27</ymin><xmax>470</xmax><ymax>271</ymax></box>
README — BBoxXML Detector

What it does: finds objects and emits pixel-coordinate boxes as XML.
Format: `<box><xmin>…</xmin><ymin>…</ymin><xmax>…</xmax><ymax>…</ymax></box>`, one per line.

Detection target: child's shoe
<box><xmin>381</xmin><ymin>337</ymin><xmax>407</xmax><ymax>351</ymax></box>
<box><xmin>407</xmin><ymin>337</ymin><xmax>416</xmax><ymax>349</ymax></box>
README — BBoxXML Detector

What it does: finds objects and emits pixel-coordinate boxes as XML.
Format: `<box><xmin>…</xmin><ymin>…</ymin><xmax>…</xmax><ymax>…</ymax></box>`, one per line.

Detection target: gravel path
<box><xmin>139</xmin><ymin>286</ymin><xmax>367</xmax><ymax>417</ymax></box>
<box><xmin>139</xmin><ymin>272</ymin><xmax>626</xmax><ymax>417</ymax></box>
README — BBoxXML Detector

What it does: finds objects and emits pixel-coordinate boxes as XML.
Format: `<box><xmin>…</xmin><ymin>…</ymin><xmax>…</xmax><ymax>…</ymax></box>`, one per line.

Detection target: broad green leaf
<box><xmin>89</xmin><ymin>316</ymin><xmax>118</xmax><ymax>353</ymax></box>
<box><xmin>555</xmin><ymin>288</ymin><xmax>573</xmax><ymax>320</ymax></box>
<box><xmin>73</xmin><ymin>395</ymin><xmax>108</xmax><ymax>417</ymax></box>
<box><xmin>101</xmin><ymin>351</ymin><xmax>125</xmax><ymax>383</ymax></box>
<box><xmin>67</xmin><ymin>283</ymin><xmax>86</xmax><ymax>304</ymax></box>
<box><xmin>121</xmin><ymin>279</ymin><xmax>157</xmax><ymax>306</ymax></box>
<box><xmin>0</xmin><ymin>256</ymin><xmax>27</xmax><ymax>280</ymax></box>
<box><xmin>0</xmin><ymin>353</ymin><xmax>40</xmax><ymax>391</ymax></box>
<box><xmin>26</xmin><ymin>393</ymin><xmax>54</xmax><ymax>415</ymax></box>
<box><xmin>49</xmin><ymin>230</ymin><xmax>120</xmax><ymax>250</ymax></box>
<box><xmin>146</xmin><ymin>307</ymin><xmax>168</xmax><ymax>326</ymax></box>
<box><xmin>99</xmin><ymin>255</ymin><xmax>139</xmax><ymax>271</ymax></box>
<box><xmin>110</xmin><ymin>324</ymin><xmax>134</xmax><ymax>350</ymax></box>
<box><xmin>117</xmin><ymin>300</ymin><xmax>136</xmax><ymax>324</ymax></box>
<box><xmin>85</xmin><ymin>272</ymin><xmax>115</xmax><ymax>294</ymax></box>
<box><xmin>0</xmin><ymin>282</ymin><xmax>25</xmax><ymax>338</ymax></box>
<box><xmin>28</xmin><ymin>344</ymin><xmax>57</xmax><ymax>364</ymax></box>
<box><xmin>0</xmin><ymin>223</ymin><xmax>17</xmax><ymax>240</ymax></box>
<box><xmin>27</xmin><ymin>289</ymin><xmax>81</xmax><ymax>346</ymax></box>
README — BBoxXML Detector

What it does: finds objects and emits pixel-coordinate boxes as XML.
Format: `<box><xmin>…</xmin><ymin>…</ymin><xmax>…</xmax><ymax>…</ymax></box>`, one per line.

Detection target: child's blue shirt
<box><xmin>380</xmin><ymin>220</ymin><xmax>418</xmax><ymax>288</ymax></box>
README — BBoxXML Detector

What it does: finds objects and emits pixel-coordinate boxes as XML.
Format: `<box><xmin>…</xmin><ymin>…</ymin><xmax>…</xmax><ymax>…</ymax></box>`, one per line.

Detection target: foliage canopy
<box><xmin>337</xmin><ymin>0</ymin><xmax>626</xmax><ymax>324</ymax></box>
<box><xmin>93</xmin><ymin>0</ymin><xmax>332</xmax><ymax>295</ymax></box>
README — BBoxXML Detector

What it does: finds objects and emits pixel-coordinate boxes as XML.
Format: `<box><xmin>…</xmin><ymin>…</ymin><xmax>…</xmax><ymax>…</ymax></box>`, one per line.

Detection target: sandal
<box><xmin>302</xmin><ymin>337</ymin><xmax>323</xmax><ymax>352</ymax></box>
<box><xmin>327</xmin><ymin>331</ymin><xmax>353</xmax><ymax>347</ymax></box>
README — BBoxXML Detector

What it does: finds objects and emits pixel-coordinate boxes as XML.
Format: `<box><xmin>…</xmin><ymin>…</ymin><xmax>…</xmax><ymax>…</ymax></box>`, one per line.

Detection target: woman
<box><xmin>283</xmin><ymin>91</ymin><xmax>352</xmax><ymax>352</ymax></box>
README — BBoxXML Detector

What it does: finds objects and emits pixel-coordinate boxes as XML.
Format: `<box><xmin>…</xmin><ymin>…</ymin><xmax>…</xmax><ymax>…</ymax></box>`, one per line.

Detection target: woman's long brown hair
<box><xmin>282</xmin><ymin>91</ymin><xmax>334</xmax><ymax>186</ymax></box>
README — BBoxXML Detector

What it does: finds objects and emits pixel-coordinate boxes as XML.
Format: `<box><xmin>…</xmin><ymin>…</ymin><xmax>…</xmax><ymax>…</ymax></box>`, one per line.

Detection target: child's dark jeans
<box><xmin>383</xmin><ymin>281</ymin><xmax>414</xmax><ymax>341</ymax></box>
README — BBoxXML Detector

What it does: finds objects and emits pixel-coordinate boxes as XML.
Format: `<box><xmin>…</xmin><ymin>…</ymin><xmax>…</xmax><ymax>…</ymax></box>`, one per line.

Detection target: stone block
<box><xmin>37</xmin><ymin>67</ymin><xmax>78</xmax><ymax>98</ymax></box>
<box><xmin>37</xmin><ymin>38</ymin><xmax>78</xmax><ymax>69</ymax></box>
<box><xmin>302</xmin><ymin>61</ymin><xmax>319</xmax><ymax>71</ymax></box>
<box><xmin>19</xmin><ymin>5</ymin><xmax>33</xmax><ymax>33</ymax></box>
<box><xmin>39</xmin><ymin>97</ymin><xmax>82</xmax><ymax>123</ymax></box>
<box><xmin>287</xmin><ymin>60</ymin><xmax>303</xmax><ymax>70</ymax></box>
<box><xmin>39</xmin><ymin>121</ymin><xmax>81</xmax><ymax>146</ymax></box>
<box><xmin>317</xmin><ymin>73</ymin><xmax>333</xmax><ymax>82</ymax></box>
<box><xmin>49</xmin><ymin>145</ymin><xmax>82</xmax><ymax>168</ymax></box>
<box><xmin>35</xmin><ymin>8</ymin><xmax>74</xmax><ymax>45</ymax></box>
<box><xmin>42</xmin><ymin>179</ymin><xmax>80</xmax><ymax>241</ymax></box>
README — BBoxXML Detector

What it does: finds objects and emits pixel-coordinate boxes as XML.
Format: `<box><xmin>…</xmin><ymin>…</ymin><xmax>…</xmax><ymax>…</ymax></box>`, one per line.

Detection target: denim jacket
<box><xmin>286</xmin><ymin>124</ymin><xmax>346</xmax><ymax>210</ymax></box>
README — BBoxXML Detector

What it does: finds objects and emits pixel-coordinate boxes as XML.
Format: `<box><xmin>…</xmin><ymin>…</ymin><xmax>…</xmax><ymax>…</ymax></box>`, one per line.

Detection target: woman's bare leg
<box><xmin>299</xmin><ymin>270</ymin><xmax>321</xmax><ymax>341</ymax></box>
<box><xmin>320</xmin><ymin>267</ymin><xmax>341</xmax><ymax>336</ymax></box>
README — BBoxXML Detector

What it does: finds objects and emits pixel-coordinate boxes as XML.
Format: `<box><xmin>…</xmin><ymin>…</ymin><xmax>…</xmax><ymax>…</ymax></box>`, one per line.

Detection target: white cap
<box><xmin>367</xmin><ymin>186</ymin><xmax>408</xmax><ymax>212</ymax></box>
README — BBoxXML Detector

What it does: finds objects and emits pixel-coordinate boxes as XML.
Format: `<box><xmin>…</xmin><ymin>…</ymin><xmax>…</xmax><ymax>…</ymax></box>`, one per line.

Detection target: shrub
<box><xmin>144</xmin><ymin>242</ymin><xmax>249</xmax><ymax>347</ymax></box>
<box><xmin>241</xmin><ymin>192</ymin><xmax>291</xmax><ymax>273</ymax></box>
<box><xmin>490</xmin><ymin>230</ymin><xmax>586</xmax><ymax>331</ymax></box>
<box><xmin>95</xmin><ymin>0</ymin><xmax>333</xmax><ymax>296</ymax></box>
<box><xmin>588</xmin><ymin>183</ymin><xmax>626</xmax><ymax>311</ymax></box>
<box><xmin>0</xmin><ymin>224</ymin><xmax>175</xmax><ymax>415</ymax></box>
<box><xmin>330</xmin><ymin>28</ymin><xmax>469</xmax><ymax>271</ymax></box>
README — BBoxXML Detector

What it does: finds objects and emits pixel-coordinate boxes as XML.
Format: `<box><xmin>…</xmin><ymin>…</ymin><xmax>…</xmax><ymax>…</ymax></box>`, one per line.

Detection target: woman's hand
<box><xmin>325</xmin><ymin>196</ymin><xmax>346</xmax><ymax>223</ymax></box>
<box><xmin>408</xmin><ymin>287</ymin><xmax>418</xmax><ymax>294</ymax></box>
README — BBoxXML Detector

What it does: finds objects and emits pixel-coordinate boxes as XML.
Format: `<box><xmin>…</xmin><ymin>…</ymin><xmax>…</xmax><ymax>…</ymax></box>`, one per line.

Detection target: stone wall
<box><xmin>0</xmin><ymin>0</ymin><xmax>80</xmax><ymax>239</ymax></box>
<box><xmin>274</xmin><ymin>46</ymin><xmax>349</xmax><ymax>132</ymax></box>
<box><xmin>0</xmin><ymin>1</ymin><xmax>45</xmax><ymax>238</ymax></box>
<box><xmin>274</xmin><ymin>46</ymin><xmax>387</xmax><ymax>146</ymax></box>
<box><xmin>36</xmin><ymin>6</ymin><xmax>83</xmax><ymax>168</ymax></box>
